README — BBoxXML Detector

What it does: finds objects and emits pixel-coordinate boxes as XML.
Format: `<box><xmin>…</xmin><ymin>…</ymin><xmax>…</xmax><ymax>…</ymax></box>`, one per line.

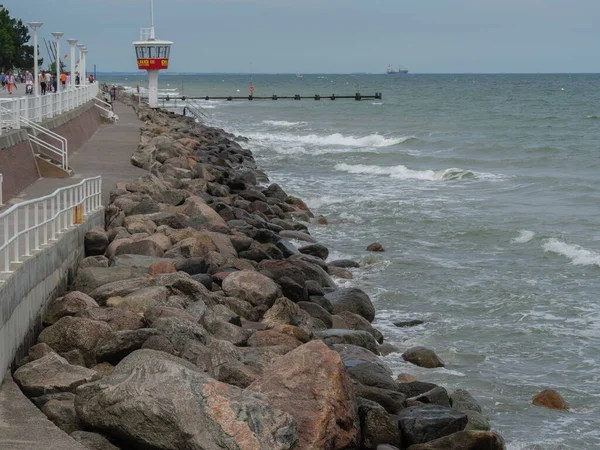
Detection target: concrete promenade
<box><xmin>0</xmin><ymin>100</ymin><xmax>146</xmax><ymax>449</ymax></box>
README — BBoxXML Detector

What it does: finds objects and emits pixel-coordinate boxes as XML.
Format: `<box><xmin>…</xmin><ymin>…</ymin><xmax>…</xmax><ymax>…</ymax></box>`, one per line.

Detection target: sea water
<box><xmin>105</xmin><ymin>73</ymin><xmax>600</xmax><ymax>449</ymax></box>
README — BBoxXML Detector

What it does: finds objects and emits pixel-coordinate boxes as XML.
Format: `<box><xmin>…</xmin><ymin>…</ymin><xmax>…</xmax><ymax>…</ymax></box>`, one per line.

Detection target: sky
<box><xmin>4</xmin><ymin>0</ymin><xmax>600</xmax><ymax>74</ymax></box>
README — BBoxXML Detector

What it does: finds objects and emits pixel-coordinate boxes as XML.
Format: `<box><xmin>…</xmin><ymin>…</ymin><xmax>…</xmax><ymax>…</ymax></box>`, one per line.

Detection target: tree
<box><xmin>0</xmin><ymin>6</ymin><xmax>41</xmax><ymax>71</ymax></box>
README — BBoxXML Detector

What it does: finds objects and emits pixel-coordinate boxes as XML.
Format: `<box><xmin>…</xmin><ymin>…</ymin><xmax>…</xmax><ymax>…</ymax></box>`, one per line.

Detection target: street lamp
<box><xmin>82</xmin><ymin>48</ymin><xmax>88</xmax><ymax>83</ymax></box>
<box><xmin>27</xmin><ymin>22</ymin><xmax>43</xmax><ymax>96</ymax></box>
<box><xmin>77</xmin><ymin>44</ymin><xmax>84</xmax><ymax>83</ymax></box>
<box><xmin>66</xmin><ymin>39</ymin><xmax>78</xmax><ymax>88</ymax></box>
<box><xmin>51</xmin><ymin>32</ymin><xmax>63</xmax><ymax>92</ymax></box>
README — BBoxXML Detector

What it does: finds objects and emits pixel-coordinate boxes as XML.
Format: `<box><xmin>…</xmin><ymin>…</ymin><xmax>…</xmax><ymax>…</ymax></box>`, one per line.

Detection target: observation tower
<box><xmin>133</xmin><ymin>0</ymin><xmax>173</xmax><ymax>108</ymax></box>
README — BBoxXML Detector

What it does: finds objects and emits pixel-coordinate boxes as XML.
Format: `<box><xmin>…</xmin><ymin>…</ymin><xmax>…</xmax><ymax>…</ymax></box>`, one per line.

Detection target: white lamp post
<box><xmin>51</xmin><ymin>32</ymin><xmax>63</xmax><ymax>92</ymax></box>
<box><xmin>67</xmin><ymin>39</ymin><xmax>78</xmax><ymax>88</ymax></box>
<box><xmin>27</xmin><ymin>22</ymin><xmax>43</xmax><ymax>97</ymax></box>
<box><xmin>82</xmin><ymin>49</ymin><xmax>88</xmax><ymax>84</ymax></box>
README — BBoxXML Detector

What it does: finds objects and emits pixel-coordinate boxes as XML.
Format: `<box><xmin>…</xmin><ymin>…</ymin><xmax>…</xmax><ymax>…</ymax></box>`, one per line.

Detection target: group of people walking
<box><xmin>0</xmin><ymin>70</ymin><xmax>95</xmax><ymax>95</ymax></box>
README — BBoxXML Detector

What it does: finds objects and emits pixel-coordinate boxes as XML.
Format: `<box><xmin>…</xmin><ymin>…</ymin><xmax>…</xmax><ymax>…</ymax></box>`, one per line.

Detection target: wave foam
<box><xmin>250</xmin><ymin>132</ymin><xmax>408</xmax><ymax>148</ymax></box>
<box><xmin>511</xmin><ymin>230</ymin><xmax>536</xmax><ymax>244</ymax></box>
<box><xmin>334</xmin><ymin>163</ymin><xmax>482</xmax><ymax>181</ymax></box>
<box><xmin>543</xmin><ymin>238</ymin><xmax>600</xmax><ymax>266</ymax></box>
<box><xmin>262</xmin><ymin>120</ymin><xmax>307</xmax><ymax>127</ymax></box>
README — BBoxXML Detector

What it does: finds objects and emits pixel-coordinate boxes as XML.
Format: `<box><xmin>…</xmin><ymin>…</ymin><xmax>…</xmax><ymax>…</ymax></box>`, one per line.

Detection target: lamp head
<box><xmin>27</xmin><ymin>21</ymin><xmax>43</xmax><ymax>30</ymax></box>
<box><xmin>67</xmin><ymin>39</ymin><xmax>78</xmax><ymax>46</ymax></box>
<box><xmin>51</xmin><ymin>32</ymin><xmax>64</xmax><ymax>39</ymax></box>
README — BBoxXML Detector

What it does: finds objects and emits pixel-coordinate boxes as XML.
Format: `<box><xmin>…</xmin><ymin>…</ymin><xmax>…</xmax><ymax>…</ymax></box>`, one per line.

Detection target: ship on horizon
<box><xmin>386</xmin><ymin>64</ymin><xmax>409</xmax><ymax>75</ymax></box>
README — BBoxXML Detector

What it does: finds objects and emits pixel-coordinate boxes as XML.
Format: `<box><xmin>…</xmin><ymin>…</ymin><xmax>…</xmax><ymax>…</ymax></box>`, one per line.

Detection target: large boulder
<box><xmin>402</xmin><ymin>347</ymin><xmax>445</xmax><ymax>369</ymax></box>
<box><xmin>95</xmin><ymin>329</ymin><xmax>162</xmax><ymax>365</ymax></box>
<box><xmin>325</xmin><ymin>288</ymin><xmax>376</xmax><ymax>323</ymax></box>
<box><xmin>181</xmin><ymin>196</ymin><xmax>229</xmax><ymax>230</ymax></box>
<box><xmin>397</xmin><ymin>405</ymin><xmax>468</xmax><ymax>446</ymax></box>
<box><xmin>316</xmin><ymin>329</ymin><xmax>379</xmax><ymax>354</ymax></box>
<box><xmin>41</xmin><ymin>398</ymin><xmax>83</xmax><ymax>434</ymax></box>
<box><xmin>85</xmin><ymin>227</ymin><xmax>109</xmax><ymax>256</ymax></box>
<box><xmin>336</xmin><ymin>310</ymin><xmax>384</xmax><ymax>343</ymax></box>
<box><xmin>70</xmin><ymin>431</ymin><xmax>120</xmax><ymax>450</ymax></box>
<box><xmin>75</xmin><ymin>349</ymin><xmax>298</xmax><ymax>450</ymax></box>
<box><xmin>44</xmin><ymin>291</ymin><xmax>99</xmax><ymax>326</ymax></box>
<box><xmin>222</xmin><ymin>270</ymin><xmax>280</xmax><ymax>307</ymax></box>
<box><xmin>114</xmin><ymin>239</ymin><xmax>165</xmax><ymax>257</ymax></box>
<box><xmin>406</xmin><ymin>430</ymin><xmax>505</xmax><ymax>450</ymax></box>
<box><xmin>449</xmin><ymin>389</ymin><xmax>482</xmax><ymax>413</ymax></box>
<box><xmin>89</xmin><ymin>277</ymin><xmax>156</xmax><ymax>305</ymax></box>
<box><xmin>358</xmin><ymin>399</ymin><xmax>402</xmax><ymax>449</ymax></box>
<box><xmin>76</xmin><ymin>307</ymin><xmax>145</xmax><ymax>331</ymax></box>
<box><xmin>73</xmin><ymin>267</ymin><xmax>148</xmax><ymax>294</ymax></box>
<box><xmin>108</xmin><ymin>286</ymin><xmax>169</xmax><ymax>315</ymax></box>
<box><xmin>14</xmin><ymin>353</ymin><xmax>100</xmax><ymax>397</ymax></box>
<box><xmin>531</xmin><ymin>389</ymin><xmax>569</xmax><ymax>410</ymax></box>
<box><xmin>151</xmin><ymin>316</ymin><xmax>208</xmax><ymax>353</ymax></box>
<box><xmin>262</xmin><ymin>297</ymin><xmax>313</xmax><ymax>334</ymax></box>
<box><xmin>248</xmin><ymin>341</ymin><xmax>358</xmax><ymax>450</ymax></box>
<box><xmin>38</xmin><ymin>317</ymin><xmax>112</xmax><ymax>366</ymax></box>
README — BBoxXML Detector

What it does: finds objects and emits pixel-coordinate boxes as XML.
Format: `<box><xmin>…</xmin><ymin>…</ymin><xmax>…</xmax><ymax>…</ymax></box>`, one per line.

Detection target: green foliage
<box><xmin>0</xmin><ymin>6</ymin><xmax>41</xmax><ymax>71</ymax></box>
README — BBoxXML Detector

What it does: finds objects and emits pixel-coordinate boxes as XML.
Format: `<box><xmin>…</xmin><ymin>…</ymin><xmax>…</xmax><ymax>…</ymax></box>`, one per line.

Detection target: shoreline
<box><xmin>10</xmin><ymin>98</ymin><xmax>505</xmax><ymax>449</ymax></box>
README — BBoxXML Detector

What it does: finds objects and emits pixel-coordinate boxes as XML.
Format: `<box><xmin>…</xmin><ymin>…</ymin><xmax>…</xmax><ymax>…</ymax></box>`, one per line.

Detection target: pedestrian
<box><xmin>25</xmin><ymin>71</ymin><xmax>33</xmax><ymax>95</ymax></box>
<box><xmin>66</xmin><ymin>72</ymin><xmax>71</xmax><ymax>85</ymax></box>
<box><xmin>6</xmin><ymin>71</ymin><xmax>15</xmax><ymax>94</ymax></box>
<box><xmin>88</xmin><ymin>74</ymin><xmax>94</xmax><ymax>84</ymax></box>
<box><xmin>1</xmin><ymin>72</ymin><xmax>5</xmax><ymax>90</ymax></box>
<box><xmin>45</xmin><ymin>71</ymin><xmax>52</xmax><ymax>93</ymax></box>
<box><xmin>110</xmin><ymin>85</ymin><xmax>116</xmax><ymax>102</ymax></box>
<box><xmin>75</xmin><ymin>73</ymin><xmax>80</xmax><ymax>86</ymax></box>
<box><xmin>60</xmin><ymin>72</ymin><xmax>67</xmax><ymax>89</ymax></box>
<box><xmin>40</xmin><ymin>71</ymin><xmax>47</xmax><ymax>95</ymax></box>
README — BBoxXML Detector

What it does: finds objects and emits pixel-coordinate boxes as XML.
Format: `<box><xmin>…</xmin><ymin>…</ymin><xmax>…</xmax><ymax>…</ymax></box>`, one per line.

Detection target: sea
<box><xmin>102</xmin><ymin>73</ymin><xmax>600</xmax><ymax>449</ymax></box>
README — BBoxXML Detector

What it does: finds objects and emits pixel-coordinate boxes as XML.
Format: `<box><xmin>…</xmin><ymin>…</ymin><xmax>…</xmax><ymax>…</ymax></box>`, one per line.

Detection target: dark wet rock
<box><xmin>278</xmin><ymin>276</ymin><xmax>309</xmax><ymax>302</ymax></box>
<box><xmin>367</xmin><ymin>242</ymin><xmax>385</xmax><ymax>252</ymax></box>
<box><xmin>41</xmin><ymin>398</ymin><xmax>83</xmax><ymax>434</ymax></box>
<box><xmin>531</xmin><ymin>389</ymin><xmax>569</xmax><ymax>410</ymax></box>
<box><xmin>85</xmin><ymin>228</ymin><xmax>109</xmax><ymax>256</ymax></box>
<box><xmin>279</xmin><ymin>230</ymin><xmax>317</xmax><ymax>243</ymax></box>
<box><xmin>394</xmin><ymin>319</ymin><xmax>425</xmax><ymax>328</ymax></box>
<box><xmin>95</xmin><ymin>329</ymin><xmax>161</xmax><ymax>365</ymax></box>
<box><xmin>354</xmin><ymin>383</ymin><xmax>407</xmax><ymax>415</ymax></box>
<box><xmin>325</xmin><ymin>288</ymin><xmax>376</xmax><ymax>323</ymax></box>
<box><xmin>238</xmin><ymin>248</ymin><xmax>272</xmax><ymax>262</ymax></box>
<box><xmin>316</xmin><ymin>329</ymin><xmax>379</xmax><ymax>354</ymax></box>
<box><xmin>191</xmin><ymin>273</ymin><xmax>213</xmax><ymax>289</ymax></box>
<box><xmin>406</xmin><ymin>430</ymin><xmax>504</xmax><ymax>450</ymax></box>
<box><xmin>328</xmin><ymin>259</ymin><xmax>360</xmax><ymax>269</ymax></box>
<box><xmin>141</xmin><ymin>334</ymin><xmax>177</xmax><ymax>355</ymax></box>
<box><xmin>358</xmin><ymin>398</ymin><xmax>402</xmax><ymax>449</ymax></box>
<box><xmin>275</xmin><ymin>239</ymin><xmax>300</xmax><ymax>258</ymax></box>
<box><xmin>411</xmin><ymin>386</ymin><xmax>451</xmax><ymax>408</ymax></box>
<box><xmin>402</xmin><ymin>346</ymin><xmax>445</xmax><ymax>369</ymax></box>
<box><xmin>346</xmin><ymin>361</ymin><xmax>398</xmax><ymax>391</ymax></box>
<box><xmin>337</xmin><ymin>310</ymin><xmax>384</xmax><ymax>344</ymax></box>
<box><xmin>75</xmin><ymin>349</ymin><xmax>298</xmax><ymax>450</ymax></box>
<box><xmin>396</xmin><ymin>382</ymin><xmax>441</xmax><ymax>399</ymax></box>
<box><xmin>379</xmin><ymin>343</ymin><xmax>401</xmax><ymax>356</ymax></box>
<box><xmin>14</xmin><ymin>353</ymin><xmax>100</xmax><ymax>397</ymax></box>
<box><xmin>398</xmin><ymin>405</ymin><xmax>468</xmax><ymax>447</ymax></box>
<box><xmin>306</xmin><ymin>280</ymin><xmax>325</xmax><ymax>296</ymax></box>
<box><xmin>297</xmin><ymin>301</ymin><xmax>332</xmax><ymax>328</ymax></box>
<box><xmin>464</xmin><ymin>410</ymin><xmax>491</xmax><ymax>431</ymax></box>
<box><xmin>30</xmin><ymin>392</ymin><xmax>75</xmax><ymax>409</ymax></box>
<box><xmin>299</xmin><ymin>243</ymin><xmax>329</xmax><ymax>260</ymax></box>
<box><xmin>175</xmin><ymin>257</ymin><xmax>210</xmax><ymax>275</ymax></box>
<box><xmin>450</xmin><ymin>389</ymin><xmax>482</xmax><ymax>413</ymax></box>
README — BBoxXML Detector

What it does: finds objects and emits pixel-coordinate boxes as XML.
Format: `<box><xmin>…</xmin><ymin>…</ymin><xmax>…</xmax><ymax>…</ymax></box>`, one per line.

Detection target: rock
<box><xmin>411</xmin><ymin>386</ymin><xmax>451</xmax><ymax>408</ymax></box>
<box><xmin>367</xmin><ymin>242</ymin><xmax>385</xmax><ymax>252</ymax></box>
<box><xmin>44</xmin><ymin>291</ymin><xmax>99</xmax><ymax>326</ymax></box>
<box><xmin>114</xmin><ymin>239</ymin><xmax>165</xmax><ymax>257</ymax></box>
<box><xmin>141</xmin><ymin>334</ymin><xmax>177</xmax><ymax>355</ymax></box>
<box><xmin>277</xmin><ymin>276</ymin><xmax>308</xmax><ymax>302</ymax></box>
<box><xmin>30</xmin><ymin>392</ymin><xmax>75</xmax><ymax>409</ymax></box>
<box><xmin>298</xmin><ymin>301</ymin><xmax>333</xmax><ymax>328</ymax></box>
<box><xmin>96</xmin><ymin>329</ymin><xmax>161</xmax><ymax>365</ymax></box>
<box><xmin>79</xmin><ymin>255</ymin><xmax>109</xmax><ymax>269</ymax></box>
<box><xmin>89</xmin><ymin>277</ymin><xmax>155</xmax><ymax>305</ymax></box>
<box><xmin>75</xmin><ymin>349</ymin><xmax>298</xmax><ymax>450</ymax></box>
<box><xmin>214</xmin><ymin>362</ymin><xmax>261</xmax><ymax>389</ymax></box>
<box><xmin>271</xmin><ymin>324</ymin><xmax>311</xmax><ymax>343</ymax></box>
<box><xmin>182</xmin><ymin>195</ymin><xmax>229</xmax><ymax>230</ymax></box>
<box><xmin>76</xmin><ymin>307</ymin><xmax>145</xmax><ymax>331</ymax></box>
<box><xmin>148</xmin><ymin>260</ymin><xmax>177</xmax><ymax>275</ymax></box>
<box><xmin>275</xmin><ymin>240</ymin><xmax>300</xmax><ymax>258</ymax></box>
<box><xmin>73</xmin><ymin>267</ymin><xmax>148</xmax><ymax>294</ymax></box>
<box><xmin>397</xmin><ymin>373</ymin><xmax>418</xmax><ymax>384</ymax></box>
<box><xmin>314</xmin><ymin>215</ymin><xmax>328</xmax><ymax>225</ymax></box>
<box><xmin>358</xmin><ymin>399</ymin><xmax>402</xmax><ymax>449</ymax></box>
<box><xmin>353</xmin><ymin>383</ymin><xmax>407</xmax><ymax>415</ymax></box>
<box><xmin>379</xmin><ymin>343</ymin><xmax>401</xmax><ymax>356</ymax></box>
<box><xmin>531</xmin><ymin>389</ymin><xmax>569</xmax><ymax>410</ymax></box>
<box><xmin>247</xmin><ymin>330</ymin><xmax>303</xmax><ymax>349</ymax></box>
<box><xmin>299</xmin><ymin>243</ymin><xmax>329</xmax><ymax>260</ymax></box>
<box><xmin>61</xmin><ymin>349</ymin><xmax>87</xmax><ymax>367</ymax></box>
<box><xmin>396</xmin><ymin>382</ymin><xmax>441</xmax><ymax>399</ymax></box>
<box><xmin>28</xmin><ymin>342</ymin><xmax>54</xmax><ymax>361</ymax></box>
<box><xmin>70</xmin><ymin>431</ymin><xmax>120</xmax><ymax>450</ymax></box>
<box><xmin>398</xmin><ymin>405</ymin><xmax>468</xmax><ymax>446</ymax></box>
<box><xmin>325</xmin><ymin>288</ymin><xmax>376</xmax><ymax>323</ymax></box>
<box><xmin>111</xmin><ymin>285</ymin><xmax>169</xmax><ymax>315</ymax></box>
<box><xmin>402</xmin><ymin>347</ymin><xmax>445</xmax><ymax>369</ymax></box>
<box><xmin>464</xmin><ymin>410</ymin><xmax>491</xmax><ymax>431</ymax></box>
<box><xmin>328</xmin><ymin>266</ymin><xmax>353</xmax><ymax>279</ymax></box>
<box><xmin>41</xmin><ymin>398</ymin><xmax>83</xmax><ymax>434</ymax></box>
<box><xmin>191</xmin><ymin>273</ymin><xmax>213</xmax><ymax>289</ymax></box>
<box><xmin>92</xmin><ymin>362</ymin><xmax>115</xmax><ymax>378</ymax></box>
<box><xmin>316</xmin><ymin>329</ymin><xmax>379</xmax><ymax>354</ymax></box>
<box><xmin>346</xmin><ymin>361</ymin><xmax>398</xmax><ymax>391</ymax></box>
<box><xmin>337</xmin><ymin>310</ymin><xmax>383</xmax><ymax>343</ymax></box>
<box><xmin>449</xmin><ymin>389</ymin><xmax>482</xmax><ymax>413</ymax></box>
<box><xmin>85</xmin><ymin>228</ymin><xmax>109</xmax><ymax>256</ymax></box>
<box><xmin>328</xmin><ymin>259</ymin><xmax>360</xmax><ymax>269</ymax></box>
<box><xmin>262</xmin><ymin>297</ymin><xmax>313</xmax><ymax>334</ymax></box>
<box><xmin>146</xmin><ymin>305</ymin><xmax>198</xmax><ymax>326</ymax></box>
<box><xmin>151</xmin><ymin>316</ymin><xmax>208</xmax><ymax>353</ymax></box>
<box><xmin>406</xmin><ymin>430</ymin><xmax>505</xmax><ymax>450</ymax></box>
<box><xmin>249</xmin><ymin>341</ymin><xmax>358</xmax><ymax>450</ymax></box>
<box><xmin>109</xmin><ymin>254</ymin><xmax>172</xmax><ymax>270</ymax></box>
<box><xmin>38</xmin><ymin>316</ymin><xmax>112</xmax><ymax>366</ymax></box>
<box><xmin>222</xmin><ymin>270</ymin><xmax>280</xmax><ymax>307</ymax></box>
<box><xmin>146</xmin><ymin>211</ymin><xmax>190</xmax><ymax>229</ymax></box>
<box><xmin>333</xmin><ymin>344</ymin><xmax>391</xmax><ymax>374</ymax></box>
<box><xmin>14</xmin><ymin>353</ymin><xmax>100</xmax><ymax>397</ymax></box>
<box><xmin>393</xmin><ymin>319</ymin><xmax>425</xmax><ymax>328</ymax></box>
<box><xmin>279</xmin><ymin>230</ymin><xmax>317</xmax><ymax>243</ymax></box>
<box><xmin>123</xmin><ymin>214</ymin><xmax>158</xmax><ymax>235</ymax></box>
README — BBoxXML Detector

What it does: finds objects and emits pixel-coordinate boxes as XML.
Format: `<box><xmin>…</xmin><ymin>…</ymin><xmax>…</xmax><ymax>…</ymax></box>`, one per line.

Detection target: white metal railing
<box><xmin>0</xmin><ymin>173</ymin><xmax>3</xmax><ymax>206</ymax></box>
<box><xmin>0</xmin><ymin>176</ymin><xmax>102</xmax><ymax>274</ymax></box>
<box><xmin>0</xmin><ymin>82</ymin><xmax>99</xmax><ymax>135</ymax></box>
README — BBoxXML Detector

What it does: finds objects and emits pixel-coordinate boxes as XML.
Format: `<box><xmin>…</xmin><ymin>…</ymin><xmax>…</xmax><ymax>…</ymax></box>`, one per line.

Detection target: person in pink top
<box><xmin>6</xmin><ymin>71</ymin><xmax>15</xmax><ymax>94</ymax></box>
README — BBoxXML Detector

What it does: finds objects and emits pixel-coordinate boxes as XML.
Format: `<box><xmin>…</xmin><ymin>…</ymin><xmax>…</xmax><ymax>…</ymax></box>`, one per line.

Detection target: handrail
<box><xmin>21</xmin><ymin>115</ymin><xmax>69</xmax><ymax>170</ymax></box>
<box><xmin>0</xmin><ymin>173</ymin><xmax>3</xmax><ymax>206</ymax></box>
<box><xmin>0</xmin><ymin>176</ymin><xmax>102</xmax><ymax>274</ymax></box>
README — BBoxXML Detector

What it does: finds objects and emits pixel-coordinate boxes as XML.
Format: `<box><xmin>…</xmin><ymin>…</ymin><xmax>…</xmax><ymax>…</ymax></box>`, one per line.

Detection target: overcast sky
<box><xmin>5</xmin><ymin>0</ymin><xmax>600</xmax><ymax>73</ymax></box>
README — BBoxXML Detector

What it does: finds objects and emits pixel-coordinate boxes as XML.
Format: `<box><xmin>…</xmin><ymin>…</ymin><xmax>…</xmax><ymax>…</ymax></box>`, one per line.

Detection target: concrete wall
<box><xmin>0</xmin><ymin>130</ymin><xmax>40</xmax><ymax>202</ymax></box>
<box><xmin>0</xmin><ymin>208</ymin><xmax>104</xmax><ymax>381</ymax></box>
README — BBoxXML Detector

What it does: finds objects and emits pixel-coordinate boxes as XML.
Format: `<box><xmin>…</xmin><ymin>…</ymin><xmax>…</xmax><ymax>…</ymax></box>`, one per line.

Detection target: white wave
<box><xmin>334</xmin><ymin>163</ymin><xmax>483</xmax><ymax>181</ymax></box>
<box><xmin>262</xmin><ymin>120</ymin><xmax>306</xmax><ymax>127</ymax></box>
<box><xmin>543</xmin><ymin>238</ymin><xmax>600</xmax><ymax>267</ymax></box>
<box><xmin>249</xmin><ymin>132</ymin><xmax>408</xmax><ymax>148</ymax></box>
<box><xmin>511</xmin><ymin>230</ymin><xmax>536</xmax><ymax>244</ymax></box>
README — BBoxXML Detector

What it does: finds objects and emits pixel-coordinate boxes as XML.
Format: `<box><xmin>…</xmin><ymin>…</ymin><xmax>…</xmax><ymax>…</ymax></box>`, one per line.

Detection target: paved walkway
<box><xmin>0</xmin><ymin>100</ymin><xmax>146</xmax><ymax>449</ymax></box>
<box><xmin>5</xmin><ymin>101</ymin><xmax>147</xmax><ymax>207</ymax></box>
